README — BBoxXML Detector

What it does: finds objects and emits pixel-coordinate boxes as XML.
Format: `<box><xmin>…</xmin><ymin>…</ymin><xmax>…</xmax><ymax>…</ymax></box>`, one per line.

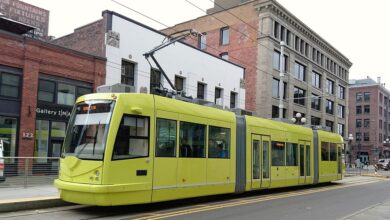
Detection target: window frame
<box><xmin>220</xmin><ymin>26</ymin><xmax>229</xmax><ymax>45</ymax></box>
<box><xmin>155</xmin><ymin>118</ymin><xmax>177</xmax><ymax>158</ymax></box>
<box><xmin>208</xmin><ymin>125</ymin><xmax>231</xmax><ymax>159</ymax></box>
<box><xmin>121</xmin><ymin>60</ymin><xmax>136</xmax><ymax>86</ymax></box>
<box><xmin>112</xmin><ymin>114</ymin><xmax>150</xmax><ymax>160</ymax></box>
<box><xmin>0</xmin><ymin>72</ymin><xmax>21</xmax><ymax>99</ymax></box>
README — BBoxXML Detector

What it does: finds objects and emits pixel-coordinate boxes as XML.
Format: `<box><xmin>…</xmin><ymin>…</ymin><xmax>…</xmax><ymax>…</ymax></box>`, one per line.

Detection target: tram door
<box><xmin>337</xmin><ymin>144</ymin><xmax>342</xmax><ymax>179</ymax></box>
<box><xmin>251</xmin><ymin>135</ymin><xmax>271</xmax><ymax>189</ymax></box>
<box><xmin>299</xmin><ymin>141</ymin><xmax>311</xmax><ymax>184</ymax></box>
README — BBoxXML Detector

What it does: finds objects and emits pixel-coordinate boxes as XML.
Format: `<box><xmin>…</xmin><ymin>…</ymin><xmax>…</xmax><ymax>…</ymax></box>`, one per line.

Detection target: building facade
<box><xmin>348</xmin><ymin>78</ymin><xmax>390</xmax><ymax>165</ymax></box>
<box><xmin>166</xmin><ymin>0</ymin><xmax>352</xmax><ymax>138</ymax></box>
<box><xmin>53</xmin><ymin>11</ymin><xmax>246</xmax><ymax>110</ymax></box>
<box><xmin>0</xmin><ymin>20</ymin><xmax>105</xmax><ymax>173</ymax></box>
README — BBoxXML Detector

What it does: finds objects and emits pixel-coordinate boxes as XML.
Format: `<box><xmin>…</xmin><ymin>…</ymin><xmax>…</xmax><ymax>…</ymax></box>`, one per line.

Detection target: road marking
<box><xmin>133</xmin><ymin>179</ymin><xmax>387</xmax><ymax>220</ymax></box>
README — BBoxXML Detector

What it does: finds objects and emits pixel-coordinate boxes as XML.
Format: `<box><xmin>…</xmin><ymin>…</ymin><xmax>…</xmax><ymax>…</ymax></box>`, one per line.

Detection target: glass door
<box><xmin>261</xmin><ymin>136</ymin><xmax>271</xmax><ymax>188</ymax></box>
<box><xmin>251</xmin><ymin>135</ymin><xmax>261</xmax><ymax>189</ymax></box>
<box><xmin>299</xmin><ymin>141</ymin><xmax>306</xmax><ymax>184</ymax></box>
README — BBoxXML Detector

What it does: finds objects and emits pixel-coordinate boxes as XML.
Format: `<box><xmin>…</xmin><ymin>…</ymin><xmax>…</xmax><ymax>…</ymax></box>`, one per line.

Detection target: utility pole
<box><xmin>278</xmin><ymin>41</ymin><xmax>285</xmax><ymax>119</ymax></box>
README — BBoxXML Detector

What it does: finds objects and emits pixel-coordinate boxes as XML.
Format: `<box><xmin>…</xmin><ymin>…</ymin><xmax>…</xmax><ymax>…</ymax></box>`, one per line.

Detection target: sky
<box><xmin>20</xmin><ymin>0</ymin><xmax>390</xmax><ymax>87</ymax></box>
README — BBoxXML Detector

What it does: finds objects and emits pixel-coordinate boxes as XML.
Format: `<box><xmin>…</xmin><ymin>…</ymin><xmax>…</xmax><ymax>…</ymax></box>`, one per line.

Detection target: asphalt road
<box><xmin>1</xmin><ymin>176</ymin><xmax>389</xmax><ymax>220</ymax></box>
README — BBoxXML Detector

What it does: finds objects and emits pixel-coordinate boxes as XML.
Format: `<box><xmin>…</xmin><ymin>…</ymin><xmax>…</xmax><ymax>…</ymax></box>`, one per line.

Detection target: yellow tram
<box><xmin>55</xmin><ymin>93</ymin><xmax>344</xmax><ymax>206</ymax></box>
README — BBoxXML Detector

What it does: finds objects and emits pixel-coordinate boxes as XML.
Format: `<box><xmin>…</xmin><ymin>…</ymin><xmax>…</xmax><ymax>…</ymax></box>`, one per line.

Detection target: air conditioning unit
<box><xmin>97</xmin><ymin>83</ymin><xmax>135</xmax><ymax>93</ymax></box>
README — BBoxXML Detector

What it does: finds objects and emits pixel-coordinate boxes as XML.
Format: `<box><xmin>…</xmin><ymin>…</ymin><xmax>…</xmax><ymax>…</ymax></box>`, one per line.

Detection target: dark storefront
<box><xmin>34</xmin><ymin>74</ymin><xmax>92</xmax><ymax>171</ymax></box>
<box><xmin>0</xmin><ymin>65</ymin><xmax>22</xmax><ymax>173</ymax></box>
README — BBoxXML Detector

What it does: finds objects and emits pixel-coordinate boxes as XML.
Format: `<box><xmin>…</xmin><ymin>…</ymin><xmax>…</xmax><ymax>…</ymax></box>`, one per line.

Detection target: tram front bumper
<box><xmin>54</xmin><ymin>179</ymin><xmax>152</xmax><ymax>206</ymax></box>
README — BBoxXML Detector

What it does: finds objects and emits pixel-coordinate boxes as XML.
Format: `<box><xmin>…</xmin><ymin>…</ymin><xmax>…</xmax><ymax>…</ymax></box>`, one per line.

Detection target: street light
<box><xmin>291</xmin><ymin>112</ymin><xmax>306</xmax><ymax>125</ymax></box>
<box><xmin>348</xmin><ymin>134</ymin><xmax>354</xmax><ymax>168</ymax></box>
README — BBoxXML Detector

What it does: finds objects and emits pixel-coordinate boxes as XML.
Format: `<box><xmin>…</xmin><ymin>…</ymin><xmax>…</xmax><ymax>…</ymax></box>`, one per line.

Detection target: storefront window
<box><xmin>57</xmin><ymin>83</ymin><xmax>75</xmax><ymax>106</ymax></box>
<box><xmin>51</xmin><ymin>121</ymin><xmax>66</xmax><ymax>138</ymax></box>
<box><xmin>0</xmin><ymin>116</ymin><xmax>17</xmax><ymax>162</ymax></box>
<box><xmin>77</xmin><ymin>87</ymin><xmax>92</xmax><ymax>99</ymax></box>
<box><xmin>35</xmin><ymin>120</ymin><xmax>49</xmax><ymax>163</ymax></box>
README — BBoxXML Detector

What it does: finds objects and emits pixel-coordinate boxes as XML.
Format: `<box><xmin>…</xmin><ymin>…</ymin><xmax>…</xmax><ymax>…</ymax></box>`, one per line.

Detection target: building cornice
<box><xmin>254</xmin><ymin>0</ymin><xmax>352</xmax><ymax>68</ymax></box>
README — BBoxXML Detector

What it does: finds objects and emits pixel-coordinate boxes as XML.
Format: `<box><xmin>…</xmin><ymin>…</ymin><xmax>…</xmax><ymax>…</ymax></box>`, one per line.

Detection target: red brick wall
<box><xmin>0</xmin><ymin>31</ymin><xmax>106</xmax><ymax>157</ymax></box>
<box><xmin>52</xmin><ymin>19</ymin><xmax>106</xmax><ymax>57</ymax></box>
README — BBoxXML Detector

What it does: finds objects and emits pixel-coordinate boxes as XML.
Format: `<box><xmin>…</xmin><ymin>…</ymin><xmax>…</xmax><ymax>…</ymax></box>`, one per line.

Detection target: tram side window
<box><xmin>156</xmin><ymin>118</ymin><xmax>176</xmax><ymax>157</ymax></box>
<box><xmin>208</xmin><ymin>126</ymin><xmax>230</xmax><ymax>159</ymax></box>
<box><xmin>321</xmin><ymin>142</ymin><xmax>329</xmax><ymax>161</ymax></box>
<box><xmin>286</xmin><ymin>143</ymin><xmax>298</xmax><ymax>166</ymax></box>
<box><xmin>112</xmin><ymin>115</ymin><xmax>149</xmax><ymax>160</ymax></box>
<box><xmin>329</xmin><ymin>143</ymin><xmax>337</xmax><ymax>161</ymax></box>
<box><xmin>272</xmin><ymin>141</ymin><xmax>285</xmax><ymax>166</ymax></box>
<box><xmin>179</xmin><ymin>122</ymin><xmax>206</xmax><ymax>158</ymax></box>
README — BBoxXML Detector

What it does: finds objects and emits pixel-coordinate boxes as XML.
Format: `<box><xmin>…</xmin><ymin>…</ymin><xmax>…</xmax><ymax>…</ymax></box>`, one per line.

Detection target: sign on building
<box><xmin>0</xmin><ymin>0</ymin><xmax>49</xmax><ymax>40</ymax></box>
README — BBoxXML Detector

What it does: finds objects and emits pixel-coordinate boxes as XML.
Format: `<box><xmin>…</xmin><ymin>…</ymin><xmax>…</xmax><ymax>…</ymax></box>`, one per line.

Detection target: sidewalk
<box><xmin>0</xmin><ymin>184</ymin><xmax>67</xmax><ymax>213</ymax></box>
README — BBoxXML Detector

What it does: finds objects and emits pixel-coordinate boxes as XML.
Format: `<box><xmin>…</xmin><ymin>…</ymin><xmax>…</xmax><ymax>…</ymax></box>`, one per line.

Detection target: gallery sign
<box><xmin>36</xmin><ymin>104</ymin><xmax>72</xmax><ymax>121</ymax></box>
<box><xmin>0</xmin><ymin>0</ymin><xmax>49</xmax><ymax>40</ymax></box>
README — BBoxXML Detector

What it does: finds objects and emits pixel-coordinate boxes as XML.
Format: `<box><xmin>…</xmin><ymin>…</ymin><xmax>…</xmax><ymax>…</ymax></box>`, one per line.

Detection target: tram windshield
<box><xmin>62</xmin><ymin>100</ymin><xmax>115</xmax><ymax>160</ymax></box>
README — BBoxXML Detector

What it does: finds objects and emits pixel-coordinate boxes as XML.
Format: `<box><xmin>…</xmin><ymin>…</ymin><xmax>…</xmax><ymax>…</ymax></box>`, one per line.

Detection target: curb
<box><xmin>0</xmin><ymin>197</ymin><xmax>72</xmax><ymax>213</ymax></box>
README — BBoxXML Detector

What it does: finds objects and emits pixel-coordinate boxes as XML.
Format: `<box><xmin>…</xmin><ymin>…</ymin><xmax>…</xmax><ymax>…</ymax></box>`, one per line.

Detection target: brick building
<box><xmin>348</xmin><ymin>78</ymin><xmax>390</xmax><ymax>165</ymax></box>
<box><xmin>0</xmin><ymin>17</ymin><xmax>105</xmax><ymax>173</ymax></box>
<box><xmin>165</xmin><ymin>0</ymin><xmax>352</xmax><ymax>138</ymax></box>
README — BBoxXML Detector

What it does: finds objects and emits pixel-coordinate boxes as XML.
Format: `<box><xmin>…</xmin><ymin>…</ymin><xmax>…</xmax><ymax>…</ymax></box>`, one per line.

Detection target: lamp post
<box><xmin>348</xmin><ymin>133</ymin><xmax>354</xmax><ymax>168</ymax></box>
<box><xmin>291</xmin><ymin>112</ymin><xmax>306</xmax><ymax>125</ymax></box>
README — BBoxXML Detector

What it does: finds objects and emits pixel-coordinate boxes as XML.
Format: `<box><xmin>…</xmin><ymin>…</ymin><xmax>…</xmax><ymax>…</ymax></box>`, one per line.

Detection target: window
<box><xmin>280</xmin><ymin>26</ymin><xmax>285</xmax><ymax>41</ymax></box>
<box><xmin>77</xmin><ymin>87</ymin><xmax>92</xmax><ymax>99</ymax></box>
<box><xmin>286</xmin><ymin>143</ymin><xmax>297</xmax><ymax>166</ymax></box>
<box><xmin>356</xmin><ymin>132</ymin><xmax>362</xmax><ymax>141</ymax></box>
<box><xmin>363</xmin><ymin>132</ymin><xmax>369</xmax><ymax>141</ymax></box>
<box><xmin>338</xmin><ymin>85</ymin><xmax>345</xmax><ymax>99</ymax></box>
<box><xmin>215</xmin><ymin>87</ymin><xmax>223</xmax><ymax>104</ymax></box>
<box><xmin>356</xmin><ymin>119</ymin><xmax>362</xmax><ymax>128</ymax></box>
<box><xmin>311</xmin><ymin>71</ymin><xmax>321</xmax><ymax>88</ymax></box>
<box><xmin>356</xmin><ymin>106</ymin><xmax>362</xmax><ymax>114</ymax></box>
<box><xmin>379</xmin><ymin>133</ymin><xmax>383</xmax><ymax>142</ymax></box>
<box><xmin>150</xmin><ymin>68</ymin><xmax>162</xmax><ymax>93</ymax></box>
<box><xmin>179</xmin><ymin>122</ymin><xmax>206</xmax><ymax>158</ymax></box>
<box><xmin>326</xmin><ymin>79</ymin><xmax>334</xmax><ymax>94</ymax></box>
<box><xmin>0</xmin><ymin>73</ymin><xmax>20</xmax><ymax>98</ymax></box>
<box><xmin>113</xmin><ymin>115</ymin><xmax>149</xmax><ymax>159</ymax></box>
<box><xmin>272</xmin><ymin>105</ymin><xmax>286</xmax><ymax>118</ymax></box>
<box><xmin>220</xmin><ymin>27</ymin><xmax>229</xmax><ymax>45</ymax></box>
<box><xmin>274</xmin><ymin>21</ymin><xmax>279</xmax><ymax>39</ymax></box>
<box><xmin>198</xmin><ymin>33</ymin><xmax>206</xmax><ymax>50</ymax></box>
<box><xmin>220</xmin><ymin>52</ymin><xmax>229</xmax><ymax>60</ymax></box>
<box><xmin>364</xmin><ymin>105</ymin><xmax>370</xmax><ymax>114</ymax></box>
<box><xmin>380</xmin><ymin>106</ymin><xmax>383</xmax><ymax>116</ymax></box>
<box><xmin>197</xmin><ymin>82</ymin><xmax>206</xmax><ymax>100</ymax></box>
<box><xmin>156</xmin><ymin>119</ymin><xmax>176</xmax><ymax>157</ymax></box>
<box><xmin>121</xmin><ymin>60</ymin><xmax>135</xmax><ymax>86</ymax></box>
<box><xmin>272</xmin><ymin>78</ymin><xmax>286</xmax><ymax>99</ymax></box>
<box><xmin>364</xmin><ymin>92</ymin><xmax>370</xmax><ymax>101</ymax></box>
<box><xmin>311</xmin><ymin>116</ymin><xmax>321</xmax><ymax>126</ymax></box>
<box><xmin>208</xmin><ymin>126</ymin><xmax>230</xmax><ymax>159</ymax></box>
<box><xmin>294</xmin><ymin>87</ymin><xmax>305</xmax><ymax>105</ymax></box>
<box><xmin>294</xmin><ymin>62</ymin><xmax>306</xmax><ymax>81</ymax></box>
<box><xmin>273</xmin><ymin>50</ymin><xmax>288</xmax><ymax>71</ymax></box>
<box><xmin>326</xmin><ymin>99</ymin><xmax>334</xmax><ymax>114</ymax></box>
<box><xmin>38</xmin><ymin>80</ymin><xmax>55</xmax><ymax>102</ymax></box>
<box><xmin>364</xmin><ymin>119</ymin><xmax>370</xmax><ymax>128</ymax></box>
<box><xmin>311</xmin><ymin>94</ymin><xmax>321</xmax><ymax>110</ymax></box>
<box><xmin>338</xmin><ymin>104</ymin><xmax>345</xmax><ymax>118</ymax></box>
<box><xmin>321</xmin><ymin>142</ymin><xmax>329</xmax><ymax>161</ymax></box>
<box><xmin>326</xmin><ymin>120</ymin><xmax>334</xmax><ymax>132</ymax></box>
<box><xmin>356</xmin><ymin>93</ymin><xmax>363</xmax><ymax>102</ymax></box>
<box><xmin>57</xmin><ymin>83</ymin><xmax>75</xmax><ymax>106</ymax></box>
<box><xmin>338</xmin><ymin>124</ymin><xmax>345</xmax><ymax>137</ymax></box>
<box><xmin>230</xmin><ymin>92</ymin><xmax>237</xmax><ymax>109</ymax></box>
<box><xmin>175</xmin><ymin>76</ymin><xmax>184</xmax><ymax>92</ymax></box>
<box><xmin>286</xmin><ymin>30</ymin><xmax>291</xmax><ymax>45</ymax></box>
<box><xmin>329</xmin><ymin>143</ymin><xmax>337</xmax><ymax>161</ymax></box>
<box><xmin>295</xmin><ymin>36</ymin><xmax>299</xmax><ymax>51</ymax></box>
<box><xmin>0</xmin><ymin>116</ymin><xmax>17</xmax><ymax>161</ymax></box>
<box><xmin>272</xmin><ymin>141</ymin><xmax>285</xmax><ymax>166</ymax></box>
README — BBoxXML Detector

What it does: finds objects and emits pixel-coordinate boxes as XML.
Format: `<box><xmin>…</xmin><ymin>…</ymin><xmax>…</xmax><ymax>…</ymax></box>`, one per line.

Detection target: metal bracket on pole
<box><xmin>278</xmin><ymin>41</ymin><xmax>285</xmax><ymax>119</ymax></box>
